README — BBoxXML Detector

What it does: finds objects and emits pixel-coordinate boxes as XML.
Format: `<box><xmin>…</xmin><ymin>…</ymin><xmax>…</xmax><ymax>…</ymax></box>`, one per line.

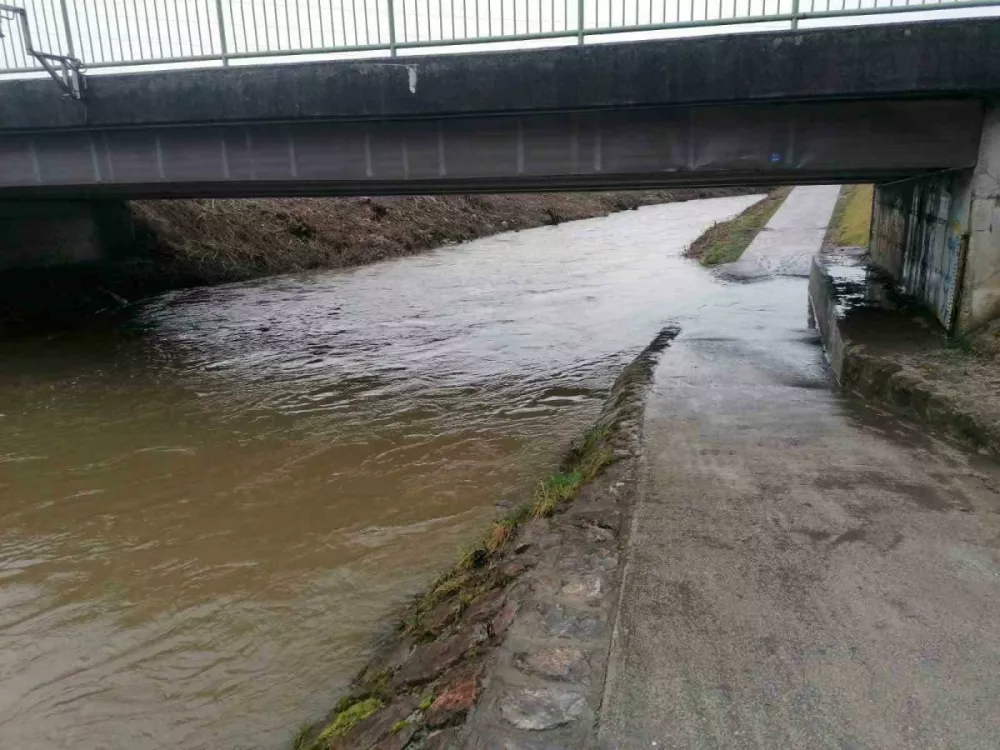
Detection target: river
<box><xmin>0</xmin><ymin>193</ymin><xmax>762</xmax><ymax>750</ymax></box>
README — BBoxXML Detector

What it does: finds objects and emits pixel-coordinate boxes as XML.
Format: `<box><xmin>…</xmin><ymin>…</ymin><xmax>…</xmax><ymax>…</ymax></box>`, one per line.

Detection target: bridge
<box><xmin>0</xmin><ymin>3</ymin><xmax>999</xmax><ymax>331</ymax></box>
<box><xmin>0</xmin><ymin>18</ymin><xmax>999</xmax><ymax>197</ymax></box>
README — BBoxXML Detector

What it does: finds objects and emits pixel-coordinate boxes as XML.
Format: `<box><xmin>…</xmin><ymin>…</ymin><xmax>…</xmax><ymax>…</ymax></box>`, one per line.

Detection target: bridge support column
<box><xmin>955</xmin><ymin>105</ymin><xmax>1000</xmax><ymax>333</ymax></box>
<box><xmin>0</xmin><ymin>201</ymin><xmax>132</xmax><ymax>271</ymax></box>
<box><xmin>869</xmin><ymin>104</ymin><xmax>1000</xmax><ymax>333</ymax></box>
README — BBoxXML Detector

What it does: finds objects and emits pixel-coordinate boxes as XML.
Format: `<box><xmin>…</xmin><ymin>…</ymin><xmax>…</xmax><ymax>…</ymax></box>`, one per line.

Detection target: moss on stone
<box><xmin>316</xmin><ymin>697</ymin><xmax>383</xmax><ymax>743</ymax></box>
<box><xmin>402</xmin><ymin>420</ymin><xmax>616</xmax><ymax>635</ymax></box>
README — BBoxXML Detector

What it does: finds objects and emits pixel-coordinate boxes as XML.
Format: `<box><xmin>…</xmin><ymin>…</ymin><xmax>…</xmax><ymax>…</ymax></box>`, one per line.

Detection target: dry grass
<box><xmin>0</xmin><ymin>189</ymin><xmax>761</xmax><ymax>335</ymax></box>
<box><xmin>131</xmin><ymin>190</ymin><xmax>761</xmax><ymax>283</ymax></box>
<box><xmin>684</xmin><ymin>188</ymin><xmax>791</xmax><ymax>266</ymax></box>
<box><xmin>829</xmin><ymin>184</ymin><xmax>874</xmax><ymax>248</ymax></box>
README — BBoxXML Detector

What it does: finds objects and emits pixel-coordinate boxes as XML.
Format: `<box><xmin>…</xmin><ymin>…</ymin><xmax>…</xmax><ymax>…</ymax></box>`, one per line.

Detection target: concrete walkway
<box><xmin>720</xmin><ymin>184</ymin><xmax>840</xmax><ymax>279</ymax></box>
<box><xmin>598</xmin><ymin>188</ymin><xmax>1000</xmax><ymax>748</ymax></box>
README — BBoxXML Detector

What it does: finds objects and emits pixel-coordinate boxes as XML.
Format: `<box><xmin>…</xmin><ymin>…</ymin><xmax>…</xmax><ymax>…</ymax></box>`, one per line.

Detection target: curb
<box><xmin>808</xmin><ymin>253</ymin><xmax>1000</xmax><ymax>458</ymax></box>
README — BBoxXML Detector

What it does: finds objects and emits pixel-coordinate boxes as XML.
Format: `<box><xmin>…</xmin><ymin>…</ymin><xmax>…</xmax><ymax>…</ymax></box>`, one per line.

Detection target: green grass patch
<box><xmin>685</xmin><ymin>188</ymin><xmax>791</xmax><ymax>266</ymax></box>
<box><xmin>291</xmin><ymin>723</ymin><xmax>312</xmax><ymax>750</ymax></box>
<box><xmin>829</xmin><ymin>184</ymin><xmax>874</xmax><ymax>248</ymax></box>
<box><xmin>531</xmin><ymin>424</ymin><xmax>614</xmax><ymax>518</ymax></box>
<box><xmin>314</xmin><ymin>697</ymin><xmax>383</xmax><ymax>745</ymax></box>
<box><xmin>532</xmin><ymin>471</ymin><xmax>584</xmax><ymax>518</ymax></box>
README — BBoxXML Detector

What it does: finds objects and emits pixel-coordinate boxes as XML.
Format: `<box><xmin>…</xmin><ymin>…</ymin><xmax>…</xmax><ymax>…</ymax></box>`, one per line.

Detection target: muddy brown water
<box><xmin>0</xmin><ymin>194</ymin><xmax>762</xmax><ymax>750</ymax></box>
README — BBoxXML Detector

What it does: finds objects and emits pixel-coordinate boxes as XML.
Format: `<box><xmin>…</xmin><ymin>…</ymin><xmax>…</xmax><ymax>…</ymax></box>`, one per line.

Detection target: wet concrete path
<box><xmin>721</xmin><ymin>184</ymin><xmax>840</xmax><ymax>279</ymax></box>
<box><xmin>599</xmin><ymin>189</ymin><xmax>1000</xmax><ymax>748</ymax></box>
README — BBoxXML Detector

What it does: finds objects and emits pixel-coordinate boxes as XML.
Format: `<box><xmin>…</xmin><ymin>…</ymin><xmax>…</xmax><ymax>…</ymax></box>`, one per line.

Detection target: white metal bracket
<box><xmin>0</xmin><ymin>4</ymin><xmax>85</xmax><ymax>100</ymax></box>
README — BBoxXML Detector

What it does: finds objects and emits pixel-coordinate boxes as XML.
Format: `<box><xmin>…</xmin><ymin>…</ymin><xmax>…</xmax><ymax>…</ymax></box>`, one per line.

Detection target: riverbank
<box><xmin>135</xmin><ymin>190</ymin><xmax>758</xmax><ymax>283</ymax></box>
<box><xmin>684</xmin><ymin>187</ymin><xmax>790</xmax><ymax>266</ymax></box>
<box><xmin>293</xmin><ymin>327</ymin><xmax>677</xmax><ymax>749</ymax></box>
<box><xmin>0</xmin><ymin>189</ymin><xmax>758</xmax><ymax>335</ymax></box>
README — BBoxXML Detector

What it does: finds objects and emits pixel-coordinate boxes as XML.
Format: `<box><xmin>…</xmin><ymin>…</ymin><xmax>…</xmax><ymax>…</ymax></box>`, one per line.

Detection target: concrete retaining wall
<box><xmin>958</xmin><ymin>106</ymin><xmax>1000</xmax><ymax>333</ymax></box>
<box><xmin>808</xmin><ymin>255</ymin><xmax>849</xmax><ymax>381</ymax></box>
<box><xmin>0</xmin><ymin>201</ymin><xmax>132</xmax><ymax>270</ymax></box>
<box><xmin>870</xmin><ymin>173</ymin><xmax>969</xmax><ymax>329</ymax></box>
<box><xmin>809</xmin><ymin>251</ymin><xmax>1000</xmax><ymax>456</ymax></box>
<box><xmin>869</xmin><ymin>103</ymin><xmax>1000</xmax><ymax>333</ymax></box>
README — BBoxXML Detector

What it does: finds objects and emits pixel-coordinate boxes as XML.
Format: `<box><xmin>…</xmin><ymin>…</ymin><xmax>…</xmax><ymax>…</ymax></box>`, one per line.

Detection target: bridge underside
<box><xmin>0</xmin><ymin>99</ymin><xmax>981</xmax><ymax>200</ymax></box>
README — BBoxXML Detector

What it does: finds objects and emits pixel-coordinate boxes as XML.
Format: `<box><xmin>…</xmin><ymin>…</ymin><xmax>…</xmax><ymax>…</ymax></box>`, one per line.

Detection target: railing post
<box><xmin>790</xmin><ymin>0</ymin><xmax>800</xmax><ymax>29</ymax></box>
<box><xmin>388</xmin><ymin>0</ymin><xmax>398</xmax><ymax>57</ymax></box>
<box><xmin>577</xmin><ymin>0</ymin><xmax>584</xmax><ymax>44</ymax></box>
<box><xmin>215</xmin><ymin>0</ymin><xmax>230</xmax><ymax>65</ymax></box>
<box><xmin>58</xmin><ymin>0</ymin><xmax>74</xmax><ymax>58</ymax></box>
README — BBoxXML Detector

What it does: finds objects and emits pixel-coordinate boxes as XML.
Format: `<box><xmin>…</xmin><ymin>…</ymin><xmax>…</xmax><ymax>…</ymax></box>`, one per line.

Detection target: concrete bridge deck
<box><xmin>0</xmin><ymin>20</ymin><xmax>998</xmax><ymax>198</ymax></box>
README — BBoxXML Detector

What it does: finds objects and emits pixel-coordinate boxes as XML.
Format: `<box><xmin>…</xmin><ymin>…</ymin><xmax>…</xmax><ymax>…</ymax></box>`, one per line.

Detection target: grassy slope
<box><xmin>684</xmin><ymin>188</ymin><xmax>791</xmax><ymax>266</ymax></box>
<box><xmin>0</xmin><ymin>190</ymin><xmax>761</xmax><ymax>335</ymax></box>
<box><xmin>133</xmin><ymin>189</ymin><xmax>759</xmax><ymax>284</ymax></box>
<box><xmin>828</xmin><ymin>184</ymin><xmax>874</xmax><ymax>248</ymax></box>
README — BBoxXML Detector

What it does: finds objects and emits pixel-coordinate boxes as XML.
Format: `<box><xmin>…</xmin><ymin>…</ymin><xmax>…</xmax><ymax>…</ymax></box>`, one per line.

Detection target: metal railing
<box><xmin>0</xmin><ymin>3</ymin><xmax>83</xmax><ymax>95</ymax></box>
<box><xmin>2</xmin><ymin>0</ymin><xmax>999</xmax><ymax>75</ymax></box>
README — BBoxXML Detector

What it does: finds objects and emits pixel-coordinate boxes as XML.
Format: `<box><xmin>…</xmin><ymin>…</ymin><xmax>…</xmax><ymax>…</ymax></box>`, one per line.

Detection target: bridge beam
<box><xmin>0</xmin><ymin>99</ymin><xmax>982</xmax><ymax>200</ymax></box>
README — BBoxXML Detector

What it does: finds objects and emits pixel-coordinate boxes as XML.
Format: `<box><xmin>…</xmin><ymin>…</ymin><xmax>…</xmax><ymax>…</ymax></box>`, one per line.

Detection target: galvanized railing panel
<box><xmin>1</xmin><ymin>0</ymin><xmax>999</xmax><ymax>74</ymax></box>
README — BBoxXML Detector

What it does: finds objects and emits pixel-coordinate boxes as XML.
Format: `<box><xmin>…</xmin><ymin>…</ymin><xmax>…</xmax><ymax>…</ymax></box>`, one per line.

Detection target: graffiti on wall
<box><xmin>870</xmin><ymin>176</ymin><xmax>969</xmax><ymax>330</ymax></box>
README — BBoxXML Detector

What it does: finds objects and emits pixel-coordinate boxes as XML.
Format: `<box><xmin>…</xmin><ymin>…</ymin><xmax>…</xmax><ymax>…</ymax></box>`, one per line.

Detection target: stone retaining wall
<box><xmin>295</xmin><ymin>328</ymin><xmax>678</xmax><ymax>750</ymax></box>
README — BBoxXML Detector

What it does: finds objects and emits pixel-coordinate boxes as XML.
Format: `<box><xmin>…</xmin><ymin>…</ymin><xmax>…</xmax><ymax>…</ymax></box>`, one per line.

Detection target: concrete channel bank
<box><xmin>599</xmin><ymin>187</ymin><xmax>1000</xmax><ymax>749</ymax></box>
<box><xmin>810</xmin><ymin>247</ymin><xmax>1000</xmax><ymax>458</ymax></box>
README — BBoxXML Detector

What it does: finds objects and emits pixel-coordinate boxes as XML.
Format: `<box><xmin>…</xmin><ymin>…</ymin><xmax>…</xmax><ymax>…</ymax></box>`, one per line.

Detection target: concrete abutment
<box><xmin>869</xmin><ymin>103</ymin><xmax>1000</xmax><ymax>333</ymax></box>
<box><xmin>0</xmin><ymin>200</ymin><xmax>133</xmax><ymax>271</ymax></box>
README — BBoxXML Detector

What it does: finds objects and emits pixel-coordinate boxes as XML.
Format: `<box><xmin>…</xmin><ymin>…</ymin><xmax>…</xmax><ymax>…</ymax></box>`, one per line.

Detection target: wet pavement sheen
<box><xmin>600</xmin><ymin>192</ymin><xmax>1000</xmax><ymax>749</ymax></box>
